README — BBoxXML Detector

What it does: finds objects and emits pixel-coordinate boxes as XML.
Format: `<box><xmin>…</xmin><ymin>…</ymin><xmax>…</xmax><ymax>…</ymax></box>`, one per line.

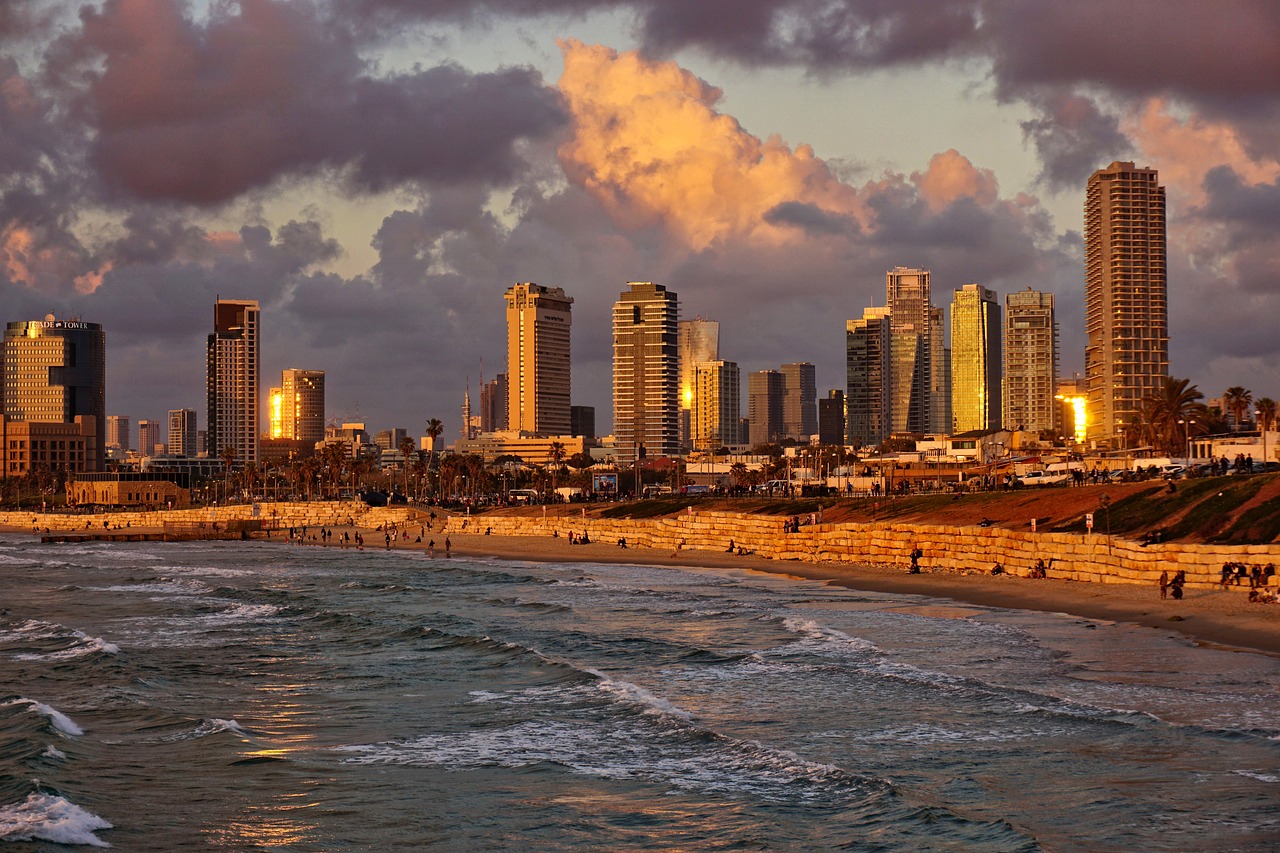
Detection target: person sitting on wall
<box><xmin>991</xmin><ymin>562</ymin><xmax>1006</xmax><ymax>575</ymax></box>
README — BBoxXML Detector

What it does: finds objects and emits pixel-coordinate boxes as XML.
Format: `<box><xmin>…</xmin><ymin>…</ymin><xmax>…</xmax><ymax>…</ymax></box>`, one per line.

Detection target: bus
<box><xmin>509</xmin><ymin>489</ymin><xmax>540</xmax><ymax>504</ymax></box>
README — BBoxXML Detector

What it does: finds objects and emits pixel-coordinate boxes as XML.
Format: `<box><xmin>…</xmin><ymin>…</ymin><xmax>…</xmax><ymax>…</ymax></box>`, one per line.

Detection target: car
<box><xmin>1018</xmin><ymin>470</ymin><xmax>1070</xmax><ymax>486</ymax></box>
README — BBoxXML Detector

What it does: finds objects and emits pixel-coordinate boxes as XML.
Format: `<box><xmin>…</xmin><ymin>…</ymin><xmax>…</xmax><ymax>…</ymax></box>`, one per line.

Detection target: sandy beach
<box><xmin>276</xmin><ymin>520</ymin><xmax>1280</xmax><ymax>657</ymax></box>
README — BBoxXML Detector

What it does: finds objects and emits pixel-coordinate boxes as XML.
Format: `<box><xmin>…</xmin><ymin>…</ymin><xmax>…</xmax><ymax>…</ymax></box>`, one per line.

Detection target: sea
<box><xmin>1</xmin><ymin>534</ymin><xmax>1278</xmax><ymax>852</ymax></box>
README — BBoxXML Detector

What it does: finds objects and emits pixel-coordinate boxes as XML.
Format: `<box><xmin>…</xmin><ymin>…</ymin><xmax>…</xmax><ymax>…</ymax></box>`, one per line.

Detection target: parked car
<box><xmin>1018</xmin><ymin>470</ymin><xmax>1070</xmax><ymax>486</ymax></box>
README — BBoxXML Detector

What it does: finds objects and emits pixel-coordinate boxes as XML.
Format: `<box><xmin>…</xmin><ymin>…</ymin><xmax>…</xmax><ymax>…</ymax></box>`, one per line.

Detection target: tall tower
<box><xmin>281</xmin><ymin>369</ymin><xmax>325</xmax><ymax>445</ymax></box>
<box><xmin>1</xmin><ymin>316</ymin><xmax>106</xmax><ymax>471</ymax></box>
<box><xmin>691</xmin><ymin>360</ymin><xmax>740</xmax><ymax>451</ymax></box>
<box><xmin>747</xmin><ymin>369</ymin><xmax>784</xmax><ymax>447</ymax></box>
<box><xmin>780</xmin><ymin>362</ymin><xmax>817</xmax><ymax>441</ymax></box>
<box><xmin>1004</xmin><ymin>289</ymin><xmax>1058</xmax><ymax>433</ymax></box>
<box><xmin>950</xmin><ymin>284</ymin><xmax>1002</xmax><ymax>433</ymax></box>
<box><xmin>678</xmin><ymin>318</ymin><xmax>720</xmax><ymax>450</ymax></box>
<box><xmin>1085</xmin><ymin>162</ymin><xmax>1168</xmax><ymax>445</ymax></box>
<box><xmin>106</xmin><ymin>415</ymin><xmax>130</xmax><ymax>452</ymax></box>
<box><xmin>137</xmin><ymin>419</ymin><xmax>164</xmax><ymax>456</ymax></box>
<box><xmin>612</xmin><ymin>281</ymin><xmax>680</xmax><ymax>463</ymax></box>
<box><xmin>168</xmin><ymin>408</ymin><xmax>198</xmax><ymax>456</ymax></box>
<box><xmin>886</xmin><ymin>267</ymin><xmax>932</xmax><ymax>434</ymax></box>
<box><xmin>504</xmin><ymin>283</ymin><xmax>573</xmax><ymax>436</ymax></box>
<box><xmin>207</xmin><ymin>298</ymin><xmax>260</xmax><ymax>466</ymax></box>
<box><xmin>845</xmin><ymin>307</ymin><xmax>890</xmax><ymax>449</ymax></box>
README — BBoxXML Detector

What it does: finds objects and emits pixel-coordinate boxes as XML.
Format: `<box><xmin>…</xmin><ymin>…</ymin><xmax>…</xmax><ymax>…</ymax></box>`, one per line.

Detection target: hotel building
<box><xmin>612</xmin><ymin>281</ymin><xmax>680</xmax><ymax>462</ymax></box>
<box><xmin>207</xmin><ymin>298</ymin><xmax>260</xmax><ymax>466</ymax></box>
<box><xmin>505</xmin><ymin>283</ymin><xmax>573</xmax><ymax>436</ymax></box>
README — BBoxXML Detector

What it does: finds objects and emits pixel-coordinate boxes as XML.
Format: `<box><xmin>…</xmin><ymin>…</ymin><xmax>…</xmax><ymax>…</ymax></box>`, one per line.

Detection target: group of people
<box><xmin>1158</xmin><ymin>569</ymin><xmax>1187</xmax><ymax>599</ymax></box>
<box><xmin>1219</xmin><ymin>561</ymin><xmax>1276</xmax><ymax>589</ymax></box>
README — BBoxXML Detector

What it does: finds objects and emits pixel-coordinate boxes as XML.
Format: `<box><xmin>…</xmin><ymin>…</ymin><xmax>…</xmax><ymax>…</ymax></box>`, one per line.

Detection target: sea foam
<box><xmin>4</xmin><ymin>698</ymin><xmax>85</xmax><ymax>736</ymax></box>
<box><xmin>0</xmin><ymin>792</ymin><xmax>112</xmax><ymax>847</ymax></box>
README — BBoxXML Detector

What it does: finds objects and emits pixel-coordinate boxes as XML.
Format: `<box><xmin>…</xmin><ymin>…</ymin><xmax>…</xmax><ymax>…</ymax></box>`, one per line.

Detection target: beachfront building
<box><xmin>678</xmin><ymin>318</ymin><xmax>720</xmax><ymax>451</ymax></box>
<box><xmin>781</xmin><ymin>362</ymin><xmax>817</xmax><ymax>442</ymax></box>
<box><xmin>1085</xmin><ymin>162</ymin><xmax>1168</xmax><ymax>446</ymax></box>
<box><xmin>1</xmin><ymin>315</ymin><xmax>106</xmax><ymax>472</ymax></box>
<box><xmin>505</xmin><ymin>283</ymin><xmax>573</xmax><ymax>437</ymax></box>
<box><xmin>612</xmin><ymin>281</ymin><xmax>680</xmax><ymax>463</ymax></box>
<box><xmin>886</xmin><ymin>267</ymin><xmax>933</xmax><ymax>435</ymax></box>
<box><xmin>1005</xmin><ymin>289</ymin><xmax>1059</xmax><ymax>434</ymax></box>
<box><xmin>0</xmin><ymin>416</ymin><xmax>96</xmax><ymax>478</ymax></box>
<box><xmin>747</xmin><ymin>369</ymin><xmax>784</xmax><ymax>447</ymax></box>
<box><xmin>167</xmin><ymin>409</ymin><xmax>198</xmax><ymax>457</ymax></box>
<box><xmin>207</xmin><ymin>299</ymin><xmax>260</xmax><ymax>467</ymax></box>
<box><xmin>845</xmin><ymin>306</ymin><xmax>891</xmax><ymax>449</ymax></box>
<box><xmin>269</xmin><ymin>369</ymin><xmax>325</xmax><ymax>446</ymax></box>
<box><xmin>691</xmin><ymin>360</ymin><xmax>740</xmax><ymax>451</ymax></box>
<box><xmin>950</xmin><ymin>284</ymin><xmax>1002</xmax><ymax>434</ymax></box>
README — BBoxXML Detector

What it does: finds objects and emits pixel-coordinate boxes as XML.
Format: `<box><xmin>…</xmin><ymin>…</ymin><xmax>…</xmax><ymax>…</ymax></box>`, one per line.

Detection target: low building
<box><xmin>1</xmin><ymin>416</ymin><xmax>97</xmax><ymax>477</ymax></box>
<box><xmin>453</xmin><ymin>431</ymin><xmax>586</xmax><ymax>466</ymax></box>
<box><xmin>69</xmin><ymin>472</ymin><xmax>190</xmax><ymax>508</ymax></box>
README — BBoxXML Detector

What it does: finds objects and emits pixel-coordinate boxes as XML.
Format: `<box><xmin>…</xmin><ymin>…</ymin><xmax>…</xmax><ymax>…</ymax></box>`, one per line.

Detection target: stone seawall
<box><xmin>1</xmin><ymin>502</ymin><xmax>419</xmax><ymax>534</ymax></box>
<box><xmin>446</xmin><ymin>511</ymin><xmax>1279</xmax><ymax>593</ymax></box>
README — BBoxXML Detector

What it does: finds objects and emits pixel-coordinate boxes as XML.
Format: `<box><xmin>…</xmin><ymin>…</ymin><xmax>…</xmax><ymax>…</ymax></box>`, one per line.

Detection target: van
<box><xmin>509</xmin><ymin>489</ymin><xmax>539</xmax><ymax>504</ymax></box>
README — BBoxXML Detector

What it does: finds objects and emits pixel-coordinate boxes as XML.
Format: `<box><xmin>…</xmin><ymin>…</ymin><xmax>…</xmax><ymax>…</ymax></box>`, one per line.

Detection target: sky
<box><xmin>3</xmin><ymin>0</ymin><xmax>1279</xmax><ymax>444</ymax></box>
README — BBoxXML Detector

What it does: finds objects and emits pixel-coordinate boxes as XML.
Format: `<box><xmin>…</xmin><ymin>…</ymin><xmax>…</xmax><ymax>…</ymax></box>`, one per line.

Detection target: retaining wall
<box><xmin>1</xmin><ymin>502</ymin><xmax>418</xmax><ymax>534</ymax></box>
<box><xmin>447</xmin><ymin>511</ymin><xmax>1278</xmax><ymax>593</ymax></box>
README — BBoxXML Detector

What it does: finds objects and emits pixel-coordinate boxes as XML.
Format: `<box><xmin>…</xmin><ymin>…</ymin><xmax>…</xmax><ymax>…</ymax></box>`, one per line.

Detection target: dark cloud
<box><xmin>1019</xmin><ymin>91</ymin><xmax>1133</xmax><ymax>191</ymax></box>
<box><xmin>60</xmin><ymin>0</ymin><xmax>565</xmax><ymax>205</ymax></box>
<box><xmin>763</xmin><ymin>201</ymin><xmax>854</xmax><ymax>236</ymax></box>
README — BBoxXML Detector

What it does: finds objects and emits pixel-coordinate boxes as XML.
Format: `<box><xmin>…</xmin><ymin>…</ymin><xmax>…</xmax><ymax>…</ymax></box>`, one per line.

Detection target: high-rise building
<box><xmin>207</xmin><ymin>299</ymin><xmax>260</xmax><ymax>466</ymax></box>
<box><xmin>106</xmin><ymin>415</ymin><xmax>130</xmax><ymax>452</ymax></box>
<box><xmin>269</xmin><ymin>369</ymin><xmax>325</xmax><ymax>445</ymax></box>
<box><xmin>612</xmin><ymin>281</ymin><xmax>680</xmax><ymax>463</ymax></box>
<box><xmin>929</xmin><ymin>306</ymin><xmax>951</xmax><ymax>435</ymax></box>
<box><xmin>886</xmin><ymin>267</ymin><xmax>933</xmax><ymax>434</ymax></box>
<box><xmin>818</xmin><ymin>390</ymin><xmax>845</xmax><ymax>447</ymax></box>
<box><xmin>1</xmin><ymin>316</ymin><xmax>106</xmax><ymax>471</ymax></box>
<box><xmin>845</xmin><ymin>307</ymin><xmax>891</xmax><ymax>449</ymax></box>
<box><xmin>780</xmin><ymin>362</ymin><xmax>817</xmax><ymax>441</ymax></box>
<box><xmin>747</xmin><ymin>369</ymin><xmax>784</xmax><ymax>447</ymax></box>
<box><xmin>1085</xmin><ymin>162</ymin><xmax>1168</xmax><ymax>445</ymax></box>
<box><xmin>570</xmin><ymin>405</ymin><xmax>595</xmax><ymax>440</ymax></box>
<box><xmin>678</xmin><ymin>319</ymin><xmax>720</xmax><ymax>450</ymax></box>
<box><xmin>480</xmin><ymin>373</ymin><xmax>508</xmax><ymax>433</ymax></box>
<box><xmin>950</xmin><ymin>284</ymin><xmax>1003</xmax><ymax>433</ymax></box>
<box><xmin>167</xmin><ymin>408</ymin><xmax>198</xmax><ymax>457</ymax></box>
<box><xmin>1005</xmin><ymin>289</ymin><xmax>1059</xmax><ymax>433</ymax></box>
<box><xmin>137</xmin><ymin>419</ymin><xmax>164</xmax><ymax>457</ymax></box>
<box><xmin>505</xmin><ymin>283</ymin><xmax>573</xmax><ymax>436</ymax></box>
<box><xmin>692</xmin><ymin>360</ymin><xmax>740</xmax><ymax>451</ymax></box>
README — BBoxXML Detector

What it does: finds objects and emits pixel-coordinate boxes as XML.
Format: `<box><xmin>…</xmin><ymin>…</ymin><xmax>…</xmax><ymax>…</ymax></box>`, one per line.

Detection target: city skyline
<box><xmin>2</xmin><ymin>4</ymin><xmax>1278</xmax><ymax>440</ymax></box>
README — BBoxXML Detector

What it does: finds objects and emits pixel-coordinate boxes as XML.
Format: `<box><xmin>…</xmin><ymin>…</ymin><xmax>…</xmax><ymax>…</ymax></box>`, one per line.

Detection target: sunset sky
<box><xmin>3</xmin><ymin>1</ymin><xmax>1279</xmax><ymax>441</ymax></box>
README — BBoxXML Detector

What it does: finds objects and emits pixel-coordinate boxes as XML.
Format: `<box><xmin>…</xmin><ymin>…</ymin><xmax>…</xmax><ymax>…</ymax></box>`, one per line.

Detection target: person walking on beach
<box><xmin>1159</xmin><ymin>570</ymin><xmax>1169</xmax><ymax>600</ymax></box>
<box><xmin>445</xmin><ymin>537</ymin><xmax>452</xmax><ymax>557</ymax></box>
<box><xmin>909</xmin><ymin>545</ymin><xmax>922</xmax><ymax>574</ymax></box>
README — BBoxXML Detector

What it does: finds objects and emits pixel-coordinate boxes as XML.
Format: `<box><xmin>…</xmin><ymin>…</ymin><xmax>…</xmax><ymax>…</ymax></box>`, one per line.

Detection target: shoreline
<box><xmin>6</xmin><ymin>518</ymin><xmax>1279</xmax><ymax>656</ymax></box>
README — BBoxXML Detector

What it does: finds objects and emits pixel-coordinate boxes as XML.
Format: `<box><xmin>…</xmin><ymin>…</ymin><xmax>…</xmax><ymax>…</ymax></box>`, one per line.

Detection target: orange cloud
<box><xmin>556</xmin><ymin>39</ymin><xmax>865</xmax><ymax>249</ymax></box>
<box><xmin>912</xmin><ymin>150</ymin><xmax>998</xmax><ymax>212</ymax></box>
<box><xmin>2</xmin><ymin>224</ymin><xmax>40</xmax><ymax>286</ymax></box>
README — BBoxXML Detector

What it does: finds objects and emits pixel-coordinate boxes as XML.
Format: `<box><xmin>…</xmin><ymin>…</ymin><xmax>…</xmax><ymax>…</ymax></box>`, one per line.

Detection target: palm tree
<box><xmin>424</xmin><ymin>418</ymin><xmax>444</xmax><ymax>455</ymax></box>
<box><xmin>1224</xmin><ymin>386</ymin><xmax>1253</xmax><ymax>432</ymax></box>
<box><xmin>1142</xmin><ymin>377</ymin><xmax>1206</xmax><ymax>456</ymax></box>
<box><xmin>219</xmin><ymin>446</ymin><xmax>237</xmax><ymax>503</ymax></box>
<box><xmin>1255</xmin><ymin>397</ymin><xmax>1276</xmax><ymax>434</ymax></box>
<box><xmin>547</xmin><ymin>440</ymin><xmax>566</xmax><ymax>497</ymax></box>
<box><xmin>398</xmin><ymin>437</ymin><xmax>415</xmax><ymax>497</ymax></box>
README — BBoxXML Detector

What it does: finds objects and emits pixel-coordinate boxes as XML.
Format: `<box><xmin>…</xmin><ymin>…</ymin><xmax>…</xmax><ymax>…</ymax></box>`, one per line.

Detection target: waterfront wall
<box><xmin>446</xmin><ymin>511</ymin><xmax>1279</xmax><ymax>592</ymax></box>
<box><xmin>0</xmin><ymin>501</ymin><xmax>418</xmax><ymax>534</ymax></box>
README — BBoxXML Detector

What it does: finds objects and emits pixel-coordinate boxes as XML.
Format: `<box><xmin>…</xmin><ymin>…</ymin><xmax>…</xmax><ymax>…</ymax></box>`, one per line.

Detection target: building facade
<box><xmin>886</xmin><ymin>267</ymin><xmax>933</xmax><ymax>435</ymax></box>
<box><xmin>692</xmin><ymin>360</ymin><xmax>740</xmax><ymax>451</ymax></box>
<box><xmin>747</xmin><ymin>369</ymin><xmax>784</xmax><ymax>447</ymax></box>
<box><xmin>207</xmin><ymin>299</ymin><xmax>260</xmax><ymax>466</ymax></box>
<box><xmin>505</xmin><ymin>283</ymin><xmax>573</xmax><ymax>436</ymax></box>
<box><xmin>818</xmin><ymin>390</ymin><xmax>845</xmax><ymax>447</ymax></box>
<box><xmin>137</xmin><ymin>419</ymin><xmax>164</xmax><ymax>457</ymax></box>
<box><xmin>480</xmin><ymin>373</ymin><xmax>509</xmax><ymax>433</ymax></box>
<box><xmin>570</xmin><ymin>405</ymin><xmax>595</xmax><ymax>441</ymax></box>
<box><xmin>780</xmin><ymin>362</ymin><xmax>817</xmax><ymax>441</ymax></box>
<box><xmin>106</xmin><ymin>415</ymin><xmax>130</xmax><ymax>452</ymax></box>
<box><xmin>612</xmin><ymin>281</ymin><xmax>680</xmax><ymax>462</ymax></box>
<box><xmin>1004</xmin><ymin>289</ymin><xmax>1059</xmax><ymax>434</ymax></box>
<box><xmin>1085</xmin><ymin>162</ymin><xmax>1168</xmax><ymax>445</ymax></box>
<box><xmin>167</xmin><ymin>408</ymin><xmax>198</xmax><ymax>457</ymax></box>
<box><xmin>1</xmin><ymin>416</ymin><xmax>95</xmax><ymax>478</ymax></box>
<box><xmin>1</xmin><ymin>316</ymin><xmax>106</xmax><ymax>471</ymax></box>
<box><xmin>950</xmin><ymin>284</ymin><xmax>1003</xmax><ymax>434</ymax></box>
<box><xmin>677</xmin><ymin>318</ymin><xmax>720</xmax><ymax>450</ymax></box>
<box><xmin>269</xmin><ymin>369</ymin><xmax>325</xmax><ymax>445</ymax></box>
<box><xmin>845</xmin><ymin>307</ymin><xmax>891</xmax><ymax>449</ymax></box>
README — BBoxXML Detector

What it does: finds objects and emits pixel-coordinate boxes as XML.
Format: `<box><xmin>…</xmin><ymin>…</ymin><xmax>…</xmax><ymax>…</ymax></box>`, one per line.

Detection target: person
<box><xmin>427</xmin><ymin>539</ymin><xmax>435</xmax><ymax>557</ymax></box>
<box><xmin>1159</xmin><ymin>570</ymin><xmax>1169</xmax><ymax>600</ymax></box>
<box><xmin>445</xmin><ymin>537</ymin><xmax>452</xmax><ymax>557</ymax></box>
<box><xmin>726</xmin><ymin>539</ymin><xmax>736</xmax><ymax>553</ymax></box>
<box><xmin>991</xmin><ymin>562</ymin><xmax>1005</xmax><ymax>575</ymax></box>
<box><xmin>617</xmin><ymin>537</ymin><xmax>628</xmax><ymax>548</ymax></box>
<box><xmin>1170</xmin><ymin>569</ymin><xmax>1185</xmax><ymax>600</ymax></box>
<box><xmin>908</xmin><ymin>546</ymin><xmax>921</xmax><ymax>574</ymax></box>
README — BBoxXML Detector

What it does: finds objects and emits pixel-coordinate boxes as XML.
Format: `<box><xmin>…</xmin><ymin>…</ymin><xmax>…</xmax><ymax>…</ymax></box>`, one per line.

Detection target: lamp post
<box><xmin>1100</xmin><ymin>492</ymin><xmax>1112</xmax><ymax>554</ymax></box>
<box><xmin>1178</xmin><ymin>418</ymin><xmax>1196</xmax><ymax>466</ymax></box>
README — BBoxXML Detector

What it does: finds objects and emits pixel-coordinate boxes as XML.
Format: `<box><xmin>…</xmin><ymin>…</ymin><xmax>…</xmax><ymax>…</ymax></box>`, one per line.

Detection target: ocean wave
<box><xmin>164</xmin><ymin>718</ymin><xmax>249</xmax><ymax>741</ymax></box>
<box><xmin>86</xmin><ymin>577</ymin><xmax>211</xmax><ymax>596</ymax></box>
<box><xmin>41</xmin><ymin>745</ymin><xmax>67</xmax><ymax>761</ymax></box>
<box><xmin>14</xmin><ymin>628</ymin><xmax>119</xmax><ymax>662</ymax></box>
<box><xmin>0</xmin><ymin>792</ymin><xmax>112</xmax><ymax>847</ymax></box>
<box><xmin>1233</xmin><ymin>769</ymin><xmax>1279</xmax><ymax>783</ymax></box>
<box><xmin>3</xmin><ymin>698</ymin><xmax>84</xmax><ymax>736</ymax></box>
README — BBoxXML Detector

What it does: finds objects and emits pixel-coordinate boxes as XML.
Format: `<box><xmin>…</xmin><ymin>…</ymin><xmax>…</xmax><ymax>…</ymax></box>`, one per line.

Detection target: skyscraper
<box><xmin>1005</xmin><ymin>289</ymin><xmax>1059</xmax><ymax>433</ymax></box>
<box><xmin>168</xmin><ymin>408</ymin><xmax>198</xmax><ymax>456</ymax></box>
<box><xmin>1085</xmin><ymin>162</ymin><xmax>1168</xmax><ymax>445</ymax></box>
<box><xmin>929</xmin><ymin>306</ymin><xmax>951</xmax><ymax>435</ymax></box>
<box><xmin>886</xmin><ymin>267</ymin><xmax>933</xmax><ymax>434</ymax></box>
<box><xmin>612</xmin><ymin>281</ymin><xmax>680</xmax><ymax>462</ymax></box>
<box><xmin>272</xmin><ymin>369</ymin><xmax>325</xmax><ymax>446</ymax></box>
<box><xmin>505</xmin><ymin>283</ymin><xmax>573</xmax><ymax>436</ymax></box>
<box><xmin>845</xmin><ymin>307</ymin><xmax>890</xmax><ymax>449</ymax></box>
<box><xmin>1</xmin><ymin>316</ymin><xmax>106</xmax><ymax>471</ymax></box>
<box><xmin>138</xmin><ymin>419</ymin><xmax>164</xmax><ymax>456</ymax></box>
<box><xmin>678</xmin><ymin>318</ymin><xmax>720</xmax><ymax>450</ymax></box>
<box><xmin>818</xmin><ymin>390</ymin><xmax>846</xmax><ymax>447</ymax></box>
<box><xmin>692</xmin><ymin>360</ymin><xmax>740</xmax><ymax>451</ymax></box>
<box><xmin>106</xmin><ymin>415</ymin><xmax>130</xmax><ymax>452</ymax></box>
<box><xmin>480</xmin><ymin>373</ymin><xmax>509</xmax><ymax>432</ymax></box>
<box><xmin>780</xmin><ymin>362</ymin><xmax>817</xmax><ymax>441</ymax></box>
<box><xmin>747</xmin><ymin>369</ymin><xmax>784</xmax><ymax>447</ymax></box>
<box><xmin>207</xmin><ymin>298</ymin><xmax>260</xmax><ymax>466</ymax></box>
<box><xmin>950</xmin><ymin>284</ymin><xmax>1003</xmax><ymax>433</ymax></box>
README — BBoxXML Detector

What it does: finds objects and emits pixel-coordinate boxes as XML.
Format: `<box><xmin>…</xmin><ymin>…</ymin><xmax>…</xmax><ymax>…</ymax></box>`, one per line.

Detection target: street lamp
<box><xmin>1258</xmin><ymin>410</ymin><xmax>1268</xmax><ymax>470</ymax></box>
<box><xmin>1178</xmin><ymin>418</ymin><xmax>1196</xmax><ymax>465</ymax></box>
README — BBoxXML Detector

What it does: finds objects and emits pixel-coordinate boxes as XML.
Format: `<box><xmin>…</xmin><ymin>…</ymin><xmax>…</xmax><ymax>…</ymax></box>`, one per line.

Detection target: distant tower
<box><xmin>677</xmin><ymin>318</ymin><xmax>720</xmax><ymax>450</ymax></box>
<box><xmin>207</xmin><ymin>299</ymin><xmax>260</xmax><ymax>466</ymax></box>
<box><xmin>1005</xmin><ymin>289</ymin><xmax>1058</xmax><ymax>433</ymax></box>
<box><xmin>845</xmin><ymin>306</ymin><xmax>891</xmax><ymax>449</ymax></box>
<box><xmin>613</xmin><ymin>281</ymin><xmax>680</xmax><ymax>463</ymax></box>
<box><xmin>780</xmin><ymin>362</ymin><xmax>817</xmax><ymax>441</ymax></box>
<box><xmin>886</xmin><ymin>267</ymin><xmax>932</xmax><ymax>434</ymax></box>
<box><xmin>462</xmin><ymin>382</ymin><xmax>474</xmax><ymax>441</ymax></box>
<box><xmin>106</xmin><ymin>415</ymin><xmax>130</xmax><ymax>453</ymax></box>
<box><xmin>167</xmin><ymin>408</ymin><xmax>198</xmax><ymax>456</ymax></box>
<box><xmin>692</xmin><ymin>360</ymin><xmax>740</xmax><ymax>451</ymax></box>
<box><xmin>137</xmin><ymin>419</ymin><xmax>164</xmax><ymax>457</ymax></box>
<box><xmin>950</xmin><ymin>284</ymin><xmax>1003</xmax><ymax>433</ymax></box>
<box><xmin>747</xmin><ymin>369</ymin><xmax>784</xmax><ymax>447</ymax></box>
<box><xmin>1085</xmin><ymin>162</ymin><xmax>1168</xmax><ymax>445</ymax></box>
<box><xmin>818</xmin><ymin>390</ymin><xmax>845</xmax><ymax>447</ymax></box>
<box><xmin>505</xmin><ymin>283</ymin><xmax>573</xmax><ymax>436</ymax></box>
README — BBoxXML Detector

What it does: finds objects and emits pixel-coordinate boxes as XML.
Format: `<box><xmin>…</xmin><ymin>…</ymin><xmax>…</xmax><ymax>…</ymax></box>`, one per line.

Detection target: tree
<box><xmin>219</xmin><ymin>446</ymin><xmax>237</xmax><ymax>502</ymax></box>
<box><xmin>1224</xmin><ymin>386</ymin><xmax>1253</xmax><ymax>432</ymax></box>
<box><xmin>398</xmin><ymin>437</ymin><xmax>415</xmax><ymax>496</ymax></box>
<box><xmin>425</xmin><ymin>418</ymin><xmax>444</xmax><ymax>454</ymax></box>
<box><xmin>1256</xmin><ymin>397</ymin><xmax>1276</xmax><ymax>434</ymax></box>
<box><xmin>1142</xmin><ymin>377</ymin><xmax>1206</xmax><ymax>456</ymax></box>
<box><xmin>547</xmin><ymin>440</ymin><xmax>566</xmax><ymax>496</ymax></box>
